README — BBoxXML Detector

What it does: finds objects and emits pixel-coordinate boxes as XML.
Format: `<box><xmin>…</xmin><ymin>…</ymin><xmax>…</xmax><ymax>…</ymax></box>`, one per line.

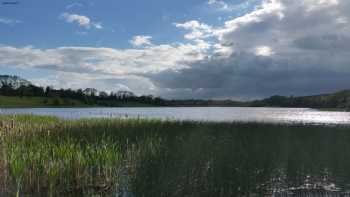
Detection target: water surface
<box><xmin>1</xmin><ymin>107</ymin><xmax>350</xmax><ymax>125</ymax></box>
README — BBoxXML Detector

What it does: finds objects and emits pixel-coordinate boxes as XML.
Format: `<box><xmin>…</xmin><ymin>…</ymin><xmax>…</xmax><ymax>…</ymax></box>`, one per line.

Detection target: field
<box><xmin>1</xmin><ymin>115</ymin><xmax>350</xmax><ymax>196</ymax></box>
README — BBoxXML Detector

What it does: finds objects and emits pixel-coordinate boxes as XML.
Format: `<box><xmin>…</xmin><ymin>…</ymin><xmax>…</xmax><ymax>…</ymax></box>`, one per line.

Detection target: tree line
<box><xmin>0</xmin><ymin>81</ymin><xmax>349</xmax><ymax>109</ymax></box>
<box><xmin>0</xmin><ymin>83</ymin><xmax>166</xmax><ymax>106</ymax></box>
<box><xmin>251</xmin><ymin>91</ymin><xmax>350</xmax><ymax>109</ymax></box>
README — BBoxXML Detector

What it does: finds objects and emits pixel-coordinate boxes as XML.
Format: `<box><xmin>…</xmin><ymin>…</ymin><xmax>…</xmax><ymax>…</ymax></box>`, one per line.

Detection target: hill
<box><xmin>251</xmin><ymin>90</ymin><xmax>350</xmax><ymax>110</ymax></box>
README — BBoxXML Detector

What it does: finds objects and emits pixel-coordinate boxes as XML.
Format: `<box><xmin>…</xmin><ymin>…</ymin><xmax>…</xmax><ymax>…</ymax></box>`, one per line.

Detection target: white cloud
<box><xmin>0</xmin><ymin>17</ymin><xmax>21</xmax><ymax>25</ymax></box>
<box><xmin>214</xmin><ymin>0</ymin><xmax>285</xmax><ymax>39</ymax></box>
<box><xmin>60</xmin><ymin>13</ymin><xmax>103</xmax><ymax>29</ymax></box>
<box><xmin>213</xmin><ymin>0</ymin><xmax>349</xmax><ymax>55</ymax></box>
<box><xmin>305</xmin><ymin>0</ymin><xmax>339</xmax><ymax>11</ymax></box>
<box><xmin>93</xmin><ymin>22</ymin><xmax>103</xmax><ymax>29</ymax></box>
<box><xmin>175</xmin><ymin>20</ymin><xmax>213</xmax><ymax>40</ymax></box>
<box><xmin>208</xmin><ymin>0</ymin><xmax>260</xmax><ymax>12</ymax></box>
<box><xmin>150</xmin><ymin>0</ymin><xmax>350</xmax><ymax>98</ymax></box>
<box><xmin>254</xmin><ymin>46</ymin><xmax>274</xmax><ymax>56</ymax></box>
<box><xmin>130</xmin><ymin>35</ymin><xmax>153</xmax><ymax>47</ymax></box>
<box><xmin>208</xmin><ymin>0</ymin><xmax>229</xmax><ymax>10</ymax></box>
<box><xmin>193</xmin><ymin>39</ymin><xmax>211</xmax><ymax>50</ymax></box>
<box><xmin>0</xmin><ymin>42</ymin><xmax>210</xmax><ymax>76</ymax></box>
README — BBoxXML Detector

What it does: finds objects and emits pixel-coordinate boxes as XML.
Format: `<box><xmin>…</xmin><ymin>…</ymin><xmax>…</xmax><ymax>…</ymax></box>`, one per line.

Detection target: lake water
<box><xmin>0</xmin><ymin>107</ymin><xmax>350</xmax><ymax>125</ymax></box>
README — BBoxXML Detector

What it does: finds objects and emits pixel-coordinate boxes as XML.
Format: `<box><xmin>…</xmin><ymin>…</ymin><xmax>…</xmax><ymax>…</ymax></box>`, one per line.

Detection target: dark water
<box><xmin>1</xmin><ymin>107</ymin><xmax>350</xmax><ymax>125</ymax></box>
<box><xmin>125</xmin><ymin>124</ymin><xmax>350</xmax><ymax>197</ymax></box>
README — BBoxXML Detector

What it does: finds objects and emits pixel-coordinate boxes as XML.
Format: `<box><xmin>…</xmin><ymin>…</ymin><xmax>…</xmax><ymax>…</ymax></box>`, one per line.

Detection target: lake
<box><xmin>1</xmin><ymin>107</ymin><xmax>350</xmax><ymax>125</ymax></box>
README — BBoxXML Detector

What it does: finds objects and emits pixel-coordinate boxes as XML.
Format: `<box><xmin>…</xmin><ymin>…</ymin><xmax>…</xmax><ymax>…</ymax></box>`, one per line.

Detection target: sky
<box><xmin>0</xmin><ymin>0</ymin><xmax>350</xmax><ymax>100</ymax></box>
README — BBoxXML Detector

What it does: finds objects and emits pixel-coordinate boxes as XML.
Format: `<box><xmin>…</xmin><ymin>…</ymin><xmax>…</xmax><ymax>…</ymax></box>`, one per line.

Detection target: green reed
<box><xmin>0</xmin><ymin>115</ymin><xmax>162</xmax><ymax>196</ymax></box>
<box><xmin>1</xmin><ymin>114</ymin><xmax>350</xmax><ymax>196</ymax></box>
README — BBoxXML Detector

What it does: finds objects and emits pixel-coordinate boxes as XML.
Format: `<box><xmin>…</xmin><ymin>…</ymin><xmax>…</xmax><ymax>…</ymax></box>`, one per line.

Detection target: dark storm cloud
<box><xmin>147</xmin><ymin>0</ymin><xmax>350</xmax><ymax>99</ymax></box>
<box><xmin>149</xmin><ymin>50</ymin><xmax>350</xmax><ymax>99</ymax></box>
<box><xmin>294</xmin><ymin>34</ymin><xmax>350</xmax><ymax>51</ymax></box>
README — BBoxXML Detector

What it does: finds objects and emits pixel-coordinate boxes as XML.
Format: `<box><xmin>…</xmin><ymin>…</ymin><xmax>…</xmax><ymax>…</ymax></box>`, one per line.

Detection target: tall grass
<box><xmin>0</xmin><ymin>115</ymin><xmax>350</xmax><ymax>196</ymax></box>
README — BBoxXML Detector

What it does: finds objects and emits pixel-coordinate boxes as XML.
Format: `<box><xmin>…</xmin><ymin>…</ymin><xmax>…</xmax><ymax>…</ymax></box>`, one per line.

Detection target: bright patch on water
<box><xmin>1</xmin><ymin>107</ymin><xmax>350</xmax><ymax>125</ymax></box>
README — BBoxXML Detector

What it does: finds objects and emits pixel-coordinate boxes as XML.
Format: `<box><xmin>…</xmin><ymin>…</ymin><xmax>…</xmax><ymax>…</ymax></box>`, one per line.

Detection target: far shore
<box><xmin>0</xmin><ymin>104</ymin><xmax>349</xmax><ymax>112</ymax></box>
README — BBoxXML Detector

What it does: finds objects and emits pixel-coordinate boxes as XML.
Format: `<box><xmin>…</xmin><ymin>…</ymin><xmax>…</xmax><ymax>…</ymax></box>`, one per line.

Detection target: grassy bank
<box><xmin>0</xmin><ymin>96</ymin><xmax>156</xmax><ymax>108</ymax></box>
<box><xmin>1</xmin><ymin>115</ymin><xmax>350</xmax><ymax>196</ymax></box>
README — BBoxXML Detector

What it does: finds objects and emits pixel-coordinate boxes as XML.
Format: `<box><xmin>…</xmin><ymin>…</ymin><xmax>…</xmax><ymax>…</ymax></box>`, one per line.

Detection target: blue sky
<box><xmin>1</xmin><ymin>0</ymin><xmax>350</xmax><ymax>99</ymax></box>
<box><xmin>0</xmin><ymin>0</ymin><xmax>257</xmax><ymax>48</ymax></box>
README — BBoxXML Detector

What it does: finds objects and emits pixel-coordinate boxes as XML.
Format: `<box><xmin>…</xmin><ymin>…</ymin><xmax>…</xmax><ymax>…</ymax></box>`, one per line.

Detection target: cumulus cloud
<box><xmin>0</xmin><ymin>38</ymin><xmax>212</xmax><ymax>97</ymax></box>
<box><xmin>130</xmin><ymin>35</ymin><xmax>153</xmax><ymax>47</ymax></box>
<box><xmin>60</xmin><ymin>13</ymin><xmax>103</xmax><ymax>29</ymax></box>
<box><xmin>175</xmin><ymin>20</ymin><xmax>213</xmax><ymax>40</ymax></box>
<box><xmin>150</xmin><ymin>0</ymin><xmax>350</xmax><ymax>99</ymax></box>
<box><xmin>0</xmin><ymin>41</ymin><xmax>209</xmax><ymax>76</ymax></box>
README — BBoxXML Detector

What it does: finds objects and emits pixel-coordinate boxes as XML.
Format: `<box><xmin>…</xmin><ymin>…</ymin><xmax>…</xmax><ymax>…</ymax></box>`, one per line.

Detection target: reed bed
<box><xmin>0</xmin><ymin>115</ymin><xmax>350</xmax><ymax>196</ymax></box>
<box><xmin>0</xmin><ymin>115</ymin><xmax>166</xmax><ymax>196</ymax></box>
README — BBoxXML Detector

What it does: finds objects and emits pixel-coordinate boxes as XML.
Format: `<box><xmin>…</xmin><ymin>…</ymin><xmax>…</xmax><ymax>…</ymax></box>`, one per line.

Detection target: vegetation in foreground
<box><xmin>1</xmin><ymin>115</ymin><xmax>350</xmax><ymax>196</ymax></box>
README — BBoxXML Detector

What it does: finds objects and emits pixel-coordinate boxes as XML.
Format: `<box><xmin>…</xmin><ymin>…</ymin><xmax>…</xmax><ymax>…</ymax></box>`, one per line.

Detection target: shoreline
<box><xmin>0</xmin><ymin>105</ymin><xmax>349</xmax><ymax>112</ymax></box>
<box><xmin>1</xmin><ymin>114</ymin><xmax>350</xmax><ymax>128</ymax></box>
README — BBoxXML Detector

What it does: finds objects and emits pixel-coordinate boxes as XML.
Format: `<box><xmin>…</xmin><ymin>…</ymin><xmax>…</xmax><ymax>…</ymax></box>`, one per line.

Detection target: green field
<box><xmin>0</xmin><ymin>96</ymin><xmax>155</xmax><ymax>108</ymax></box>
<box><xmin>1</xmin><ymin>115</ymin><xmax>350</xmax><ymax>196</ymax></box>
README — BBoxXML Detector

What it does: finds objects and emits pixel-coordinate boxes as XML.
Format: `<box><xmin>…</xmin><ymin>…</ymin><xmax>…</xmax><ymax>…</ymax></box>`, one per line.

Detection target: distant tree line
<box><xmin>0</xmin><ymin>83</ymin><xmax>167</xmax><ymax>107</ymax></box>
<box><xmin>0</xmin><ymin>81</ymin><xmax>349</xmax><ymax>109</ymax></box>
<box><xmin>251</xmin><ymin>91</ymin><xmax>350</xmax><ymax>109</ymax></box>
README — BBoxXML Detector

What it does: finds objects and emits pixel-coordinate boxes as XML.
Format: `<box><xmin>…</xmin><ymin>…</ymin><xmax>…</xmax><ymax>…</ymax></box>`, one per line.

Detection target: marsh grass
<box><xmin>1</xmin><ymin>115</ymin><xmax>350</xmax><ymax>196</ymax></box>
